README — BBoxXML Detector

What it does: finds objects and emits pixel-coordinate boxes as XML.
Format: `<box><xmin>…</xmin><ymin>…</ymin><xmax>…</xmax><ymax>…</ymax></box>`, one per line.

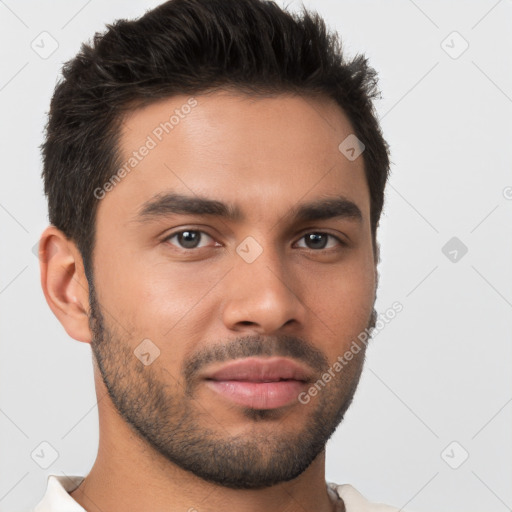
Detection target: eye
<box><xmin>295</xmin><ymin>232</ymin><xmax>344</xmax><ymax>250</ymax></box>
<box><xmin>162</xmin><ymin>230</ymin><xmax>344</xmax><ymax>252</ymax></box>
<box><xmin>163</xmin><ymin>230</ymin><xmax>217</xmax><ymax>250</ymax></box>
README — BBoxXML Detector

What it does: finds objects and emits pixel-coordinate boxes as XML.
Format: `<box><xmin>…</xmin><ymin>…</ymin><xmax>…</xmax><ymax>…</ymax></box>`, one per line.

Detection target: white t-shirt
<box><xmin>33</xmin><ymin>474</ymin><xmax>405</xmax><ymax>512</ymax></box>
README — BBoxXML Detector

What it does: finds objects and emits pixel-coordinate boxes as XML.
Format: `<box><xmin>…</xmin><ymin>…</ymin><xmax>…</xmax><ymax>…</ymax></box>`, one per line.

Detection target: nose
<box><xmin>221</xmin><ymin>244</ymin><xmax>307</xmax><ymax>334</ymax></box>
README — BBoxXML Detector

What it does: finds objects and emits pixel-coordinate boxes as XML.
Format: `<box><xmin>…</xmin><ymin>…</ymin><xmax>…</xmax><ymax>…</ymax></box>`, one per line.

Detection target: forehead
<box><xmin>97</xmin><ymin>91</ymin><xmax>370</xmax><ymax>226</ymax></box>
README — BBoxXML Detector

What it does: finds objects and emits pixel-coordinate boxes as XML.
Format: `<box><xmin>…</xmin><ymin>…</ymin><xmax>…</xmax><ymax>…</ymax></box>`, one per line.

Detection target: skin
<box><xmin>39</xmin><ymin>91</ymin><xmax>378</xmax><ymax>512</ymax></box>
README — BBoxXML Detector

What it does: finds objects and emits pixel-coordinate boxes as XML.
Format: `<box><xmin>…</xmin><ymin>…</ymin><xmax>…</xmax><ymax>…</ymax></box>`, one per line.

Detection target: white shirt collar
<box><xmin>34</xmin><ymin>474</ymin><xmax>402</xmax><ymax>512</ymax></box>
<box><xmin>34</xmin><ymin>475</ymin><xmax>86</xmax><ymax>512</ymax></box>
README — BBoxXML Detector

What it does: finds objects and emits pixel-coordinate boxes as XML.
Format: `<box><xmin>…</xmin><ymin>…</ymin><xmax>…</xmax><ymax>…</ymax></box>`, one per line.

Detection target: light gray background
<box><xmin>1</xmin><ymin>1</ymin><xmax>511</xmax><ymax>511</ymax></box>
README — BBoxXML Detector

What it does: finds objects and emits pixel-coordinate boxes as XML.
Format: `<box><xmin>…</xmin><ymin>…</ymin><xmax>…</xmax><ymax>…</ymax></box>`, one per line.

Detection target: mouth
<box><xmin>202</xmin><ymin>357</ymin><xmax>313</xmax><ymax>410</ymax></box>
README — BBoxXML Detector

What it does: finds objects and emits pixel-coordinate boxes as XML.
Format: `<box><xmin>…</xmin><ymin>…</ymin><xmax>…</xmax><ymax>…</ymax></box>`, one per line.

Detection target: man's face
<box><xmin>88</xmin><ymin>91</ymin><xmax>377</xmax><ymax>489</ymax></box>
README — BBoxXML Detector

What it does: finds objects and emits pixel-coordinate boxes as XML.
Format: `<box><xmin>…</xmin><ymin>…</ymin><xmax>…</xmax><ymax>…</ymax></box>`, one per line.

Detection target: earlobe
<box><xmin>38</xmin><ymin>226</ymin><xmax>92</xmax><ymax>344</ymax></box>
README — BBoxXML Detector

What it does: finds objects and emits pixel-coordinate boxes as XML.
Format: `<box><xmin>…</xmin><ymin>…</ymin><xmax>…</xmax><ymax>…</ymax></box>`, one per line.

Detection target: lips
<box><xmin>203</xmin><ymin>357</ymin><xmax>313</xmax><ymax>410</ymax></box>
<box><xmin>205</xmin><ymin>357</ymin><xmax>312</xmax><ymax>382</ymax></box>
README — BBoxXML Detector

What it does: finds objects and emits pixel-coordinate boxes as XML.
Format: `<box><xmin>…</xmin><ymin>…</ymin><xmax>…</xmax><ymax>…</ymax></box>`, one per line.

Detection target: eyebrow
<box><xmin>132</xmin><ymin>192</ymin><xmax>363</xmax><ymax>226</ymax></box>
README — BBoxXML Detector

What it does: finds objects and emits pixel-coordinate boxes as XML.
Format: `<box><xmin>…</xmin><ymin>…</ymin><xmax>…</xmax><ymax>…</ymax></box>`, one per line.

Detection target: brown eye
<box><xmin>296</xmin><ymin>232</ymin><xmax>343</xmax><ymax>250</ymax></box>
<box><xmin>164</xmin><ymin>230</ymin><xmax>215</xmax><ymax>250</ymax></box>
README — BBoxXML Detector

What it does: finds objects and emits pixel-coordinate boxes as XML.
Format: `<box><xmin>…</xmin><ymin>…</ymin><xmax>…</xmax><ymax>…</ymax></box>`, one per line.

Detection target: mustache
<box><xmin>183</xmin><ymin>334</ymin><xmax>329</xmax><ymax>385</ymax></box>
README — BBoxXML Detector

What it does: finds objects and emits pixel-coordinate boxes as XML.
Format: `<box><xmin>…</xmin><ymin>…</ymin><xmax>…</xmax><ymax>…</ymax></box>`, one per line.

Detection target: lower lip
<box><xmin>205</xmin><ymin>380</ymin><xmax>307</xmax><ymax>409</ymax></box>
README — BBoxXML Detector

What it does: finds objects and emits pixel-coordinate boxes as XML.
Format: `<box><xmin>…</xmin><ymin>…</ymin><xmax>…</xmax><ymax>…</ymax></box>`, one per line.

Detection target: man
<box><xmin>35</xmin><ymin>0</ymin><xmax>399</xmax><ymax>510</ymax></box>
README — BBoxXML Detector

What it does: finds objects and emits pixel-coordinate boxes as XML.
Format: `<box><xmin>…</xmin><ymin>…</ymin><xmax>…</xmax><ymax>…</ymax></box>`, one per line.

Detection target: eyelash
<box><xmin>162</xmin><ymin>229</ymin><xmax>346</xmax><ymax>251</ymax></box>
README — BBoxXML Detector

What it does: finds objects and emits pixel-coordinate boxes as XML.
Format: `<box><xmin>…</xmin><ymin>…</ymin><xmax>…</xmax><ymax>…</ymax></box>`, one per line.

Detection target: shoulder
<box><xmin>327</xmin><ymin>482</ymin><xmax>408</xmax><ymax>512</ymax></box>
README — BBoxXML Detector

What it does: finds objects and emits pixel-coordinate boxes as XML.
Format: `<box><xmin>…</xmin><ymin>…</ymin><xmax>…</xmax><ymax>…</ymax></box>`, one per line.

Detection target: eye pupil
<box><xmin>178</xmin><ymin>230</ymin><xmax>200</xmax><ymax>248</ymax></box>
<box><xmin>305</xmin><ymin>233</ymin><xmax>327</xmax><ymax>249</ymax></box>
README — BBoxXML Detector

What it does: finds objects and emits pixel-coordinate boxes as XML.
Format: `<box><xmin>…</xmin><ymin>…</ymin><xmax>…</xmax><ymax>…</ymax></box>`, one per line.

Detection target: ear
<box><xmin>38</xmin><ymin>225</ymin><xmax>92</xmax><ymax>343</ymax></box>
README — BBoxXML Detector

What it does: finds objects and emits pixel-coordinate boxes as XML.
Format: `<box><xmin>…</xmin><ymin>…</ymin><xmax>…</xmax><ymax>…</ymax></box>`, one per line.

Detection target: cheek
<box><xmin>109</xmin><ymin>255</ymin><xmax>229</xmax><ymax>344</ymax></box>
<box><xmin>301</xmin><ymin>257</ymin><xmax>376</xmax><ymax>347</ymax></box>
